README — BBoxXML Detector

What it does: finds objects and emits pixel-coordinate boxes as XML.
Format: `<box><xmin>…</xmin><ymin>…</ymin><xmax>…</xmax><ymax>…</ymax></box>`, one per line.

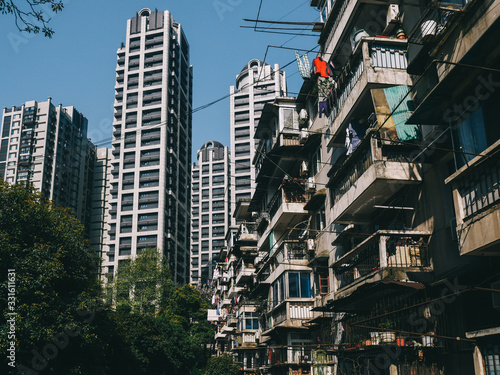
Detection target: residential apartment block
<box><xmin>190</xmin><ymin>141</ymin><xmax>230</xmax><ymax>286</ymax></box>
<box><xmin>230</xmin><ymin>59</ymin><xmax>287</xmax><ymax>226</ymax></box>
<box><xmin>211</xmin><ymin>1</ymin><xmax>500</xmax><ymax>374</ymax></box>
<box><xmin>0</xmin><ymin>98</ymin><xmax>95</xmax><ymax>235</ymax></box>
<box><xmin>104</xmin><ymin>8</ymin><xmax>193</xmax><ymax>285</ymax></box>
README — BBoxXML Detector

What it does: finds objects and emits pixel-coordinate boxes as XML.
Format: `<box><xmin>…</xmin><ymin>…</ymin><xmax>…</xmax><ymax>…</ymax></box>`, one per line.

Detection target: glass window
<box><xmin>288</xmin><ymin>272</ymin><xmax>311</xmax><ymax>298</ymax></box>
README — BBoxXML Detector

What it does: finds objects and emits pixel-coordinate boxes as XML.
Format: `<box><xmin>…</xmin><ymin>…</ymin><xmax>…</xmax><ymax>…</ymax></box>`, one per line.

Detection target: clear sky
<box><xmin>0</xmin><ymin>0</ymin><xmax>319</xmax><ymax>159</ymax></box>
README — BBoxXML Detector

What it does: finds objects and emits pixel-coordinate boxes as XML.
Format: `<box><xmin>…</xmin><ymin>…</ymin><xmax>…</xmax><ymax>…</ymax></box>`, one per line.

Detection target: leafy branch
<box><xmin>0</xmin><ymin>0</ymin><xmax>64</xmax><ymax>37</ymax></box>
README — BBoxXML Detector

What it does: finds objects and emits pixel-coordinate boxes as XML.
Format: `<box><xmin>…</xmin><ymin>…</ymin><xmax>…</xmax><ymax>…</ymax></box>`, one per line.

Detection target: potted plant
<box><xmin>370</xmin><ymin>331</ymin><xmax>381</xmax><ymax>345</ymax></box>
<box><xmin>378</xmin><ymin>320</ymin><xmax>396</xmax><ymax>343</ymax></box>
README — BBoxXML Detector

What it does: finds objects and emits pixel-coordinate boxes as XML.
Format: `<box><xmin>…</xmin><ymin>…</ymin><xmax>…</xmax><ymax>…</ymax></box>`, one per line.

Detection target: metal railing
<box><xmin>335</xmin><ymin>231</ymin><xmax>431</xmax><ymax>290</ymax></box>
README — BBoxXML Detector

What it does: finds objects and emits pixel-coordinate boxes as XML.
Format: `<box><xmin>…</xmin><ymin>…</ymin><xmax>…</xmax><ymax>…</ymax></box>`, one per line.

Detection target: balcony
<box><xmin>141</xmin><ymin>133</ymin><xmax>161</xmax><ymax>142</ymax></box>
<box><xmin>225</xmin><ymin>314</ymin><xmax>237</xmax><ymax>327</ymax></box>
<box><xmin>267</xmin><ymin>179</ymin><xmax>311</xmax><ymax>231</ymax></box>
<box><xmin>254</xmin><ymin>131</ymin><xmax>302</xmax><ymax>181</ymax></box>
<box><xmin>140</xmin><ymin>153</ymin><xmax>160</xmax><ymax>162</ymax></box>
<box><xmin>137</xmin><ymin>240</ymin><xmax>157</xmax><ymax>249</ymax></box>
<box><xmin>236</xmin><ymin>222</ymin><xmax>259</xmax><ymax>244</ymax></box>
<box><xmin>332</xmin><ymin>230</ymin><xmax>432</xmax><ymax>299</ymax></box>
<box><xmin>267</xmin><ymin>346</ymin><xmax>313</xmax><ymax>367</ymax></box>
<box><xmin>445</xmin><ymin>140</ymin><xmax>500</xmax><ymax>256</ymax></box>
<box><xmin>263</xmin><ymin>300</ymin><xmax>314</xmax><ymax>334</ymax></box>
<box><xmin>235</xmin><ymin>262</ymin><xmax>255</xmax><ymax>286</ymax></box>
<box><xmin>228</xmin><ymin>283</ymin><xmax>244</xmax><ymax>299</ymax></box>
<box><xmin>328</xmin><ymin>135</ymin><xmax>422</xmax><ymax>224</ymax></box>
<box><xmin>326</xmin><ymin>38</ymin><xmax>411</xmax><ymax>144</ymax></box>
<box><xmin>139</xmin><ymin>175</ymin><xmax>159</xmax><ymax>183</ymax></box>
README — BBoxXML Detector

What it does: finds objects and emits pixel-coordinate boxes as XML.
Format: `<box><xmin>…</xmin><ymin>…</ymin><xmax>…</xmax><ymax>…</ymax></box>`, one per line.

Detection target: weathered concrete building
<box><xmin>210</xmin><ymin>1</ymin><xmax>500</xmax><ymax>374</ymax></box>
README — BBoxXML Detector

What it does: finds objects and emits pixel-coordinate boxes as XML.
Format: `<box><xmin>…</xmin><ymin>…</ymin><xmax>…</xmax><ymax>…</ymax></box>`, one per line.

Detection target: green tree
<box><xmin>0</xmin><ymin>181</ymin><xmax>104</xmax><ymax>374</ymax></box>
<box><xmin>204</xmin><ymin>354</ymin><xmax>240</xmax><ymax>375</ymax></box>
<box><xmin>161</xmin><ymin>284</ymin><xmax>215</xmax><ymax>372</ymax></box>
<box><xmin>111</xmin><ymin>247</ymin><xmax>175</xmax><ymax>315</ymax></box>
<box><xmin>0</xmin><ymin>0</ymin><xmax>64</xmax><ymax>37</ymax></box>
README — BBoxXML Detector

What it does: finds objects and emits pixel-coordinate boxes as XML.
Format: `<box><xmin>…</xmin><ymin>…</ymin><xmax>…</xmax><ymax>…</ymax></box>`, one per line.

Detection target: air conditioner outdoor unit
<box><xmin>492</xmin><ymin>281</ymin><xmax>500</xmax><ymax>310</ymax></box>
<box><xmin>299</xmin><ymin>109</ymin><xmax>309</xmax><ymax>125</ymax></box>
<box><xmin>307</xmin><ymin>238</ymin><xmax>315</xmax><ymax>252</ymax></box>
<box><xmin>299</xmin><ymin>129</ymin><xmax>309</xmax><ymax>143</ymax></box>
<box><xmin>387</xmin><ymin>4</ymin><xmax>400</xmax><ymax>27</ymax></box>
<box><xmin>300</xmin><ymin>161</ymin><xmax>309</xmax><ymax>176</ymax></box>
<box><xmin>306</xmin><ymin>177</ymin><xmax>316</xmax><ymax>192</ymax></box>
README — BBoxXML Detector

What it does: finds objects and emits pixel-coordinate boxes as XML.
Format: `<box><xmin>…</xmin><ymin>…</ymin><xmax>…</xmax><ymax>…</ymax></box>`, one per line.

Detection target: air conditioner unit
<box><xmin>300</xmin><ymin>161</ymin><xmax>309</xmax><ymax>177</ymax></box>
<box><xmin>299</xmin><ymin>109</ymin><xmax>309</xmax><ymax>126</ymax></box>
<box><xmin>307</xmin><ymin>238</ymin><xmax>315</xmax><ymax>252</ymax></box>
<box><xmin>306</xmin><ymin>177</ymin><xmax>316</xmax><ymax>192</ymax></box>
<box><xmin>387</xmin><ymin>4</ymin><xmax>400</xmax><ymax>27</ymax></box>
<box><xmin>299</xmin><ymin>129</ymin><xmax>309</xmax><ymax>143</ymax></box>
<box><xmin>492</xmin><ymin>281</ymin><xmax>500</xmax><ymax>310</ymax></box>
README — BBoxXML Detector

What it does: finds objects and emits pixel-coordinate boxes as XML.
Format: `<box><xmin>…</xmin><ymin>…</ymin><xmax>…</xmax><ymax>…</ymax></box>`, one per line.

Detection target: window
<box><xmin>212</xmin><ymin>175</ymin><xmax>225</xmax><ymax>185</ymax></box>
<box><xmin>235</xmin><ymin>176</ymin><xmax>251</xmax><ymax>190</ymax></box>
<box><xmin>240</xmin><ymin>312</ymin><xmax>259</xmax><ymax>330</ymax></box>
<box><xmin>482</xmin><ymin>344</ymin><xmax>499</xmax><ymax>374</ymax></box>
<box><xmin>271</xmin><ymin>274</ymin><xmax>285</xmax><ymax>307</ymax></box>
<box><xmin>235</xmin><ymin>159</ymin><xmax>251</xmax><ymax>174</ymax></box>
<box><xmin>212</xmin><ymin>162</ymin><xmax>225</xmax><ymax>173</ymax></box>
<box><xmin>288</xmin><ymin>272</ymin><xmax>311</xmax><ymax>298</ymax></box>
<box><xmin>234</xmin><ymin>142</ymin><xmax>250</xmax><ymax>156</ymax></box>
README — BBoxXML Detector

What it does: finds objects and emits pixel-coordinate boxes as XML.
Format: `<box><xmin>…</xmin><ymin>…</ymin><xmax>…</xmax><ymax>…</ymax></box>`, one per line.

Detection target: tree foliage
<box><xmin>0</xmin><ymin>182</ymin><xmax>216</xmax><ymax>374</ymax></box>
<box><xmin>0</xmin><ymin>0</ymin><xmax>64</xmax><ymax>37</ymax></box>
<box><xmin>110</xmin><ymin>248</ymin><xmax>174</xmax><ymax>315</ymax></box>
<box><xmin>0</xmin><ymin>181</ymin><xmax>103</xmax><ymax>374</ymax></box>
<box><xmin>204</xmin><ymin>354</ymin><xmax>241</xmax><ymax>375</ymax></box>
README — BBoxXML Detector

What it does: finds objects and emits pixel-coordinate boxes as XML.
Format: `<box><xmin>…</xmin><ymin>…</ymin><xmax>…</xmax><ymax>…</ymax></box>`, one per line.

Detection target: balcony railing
<box><xmin>326</xmin><ymin>38</ymin><xmax>409</xmax><ymax>140</ymax></box>
<box><xmin>264</xmin><ymin>301</ymin><xmax>314</xmax><ymax>332</ymax></box>
<box><xmin>268</xmin><ymin>179</ymin><xmax>311</xmax><ymax>221</ymax></box>
<box><xmin>254</xmin><ymin>131</ymin><xmax>301</xmax><ymax>179</ymax></box>
<box><xmin>267</xmin><ymin>346</ymin><xmax>312</xmax><ymax>367</ymax></box>
<box><xmin>408</xmin><ymin>2</ymin><xmax>464</xmax><ymax>45</ymax></box>
<box><xmin>236</xmin><ymin>222</ymin><xmax>259</xmax><ymax>243</ymax></box>
<box><xmin>446</xmin><ymin>140</ymin><xmax>500</xmax><ymax>256</ymax></box>
<box><xmin>333</xmin><ymin>230</ymin><xmax>431</xmax><ymax>292</ymax></box>
<box><xmin>328</xmin><ymin>135</ymin><xmax>422</xmax><ymax>224</ymax></box>
<box><xmin>235</xmin><ymin>263</ymin><xmax>255</xmax><ymax>286</ymax></box>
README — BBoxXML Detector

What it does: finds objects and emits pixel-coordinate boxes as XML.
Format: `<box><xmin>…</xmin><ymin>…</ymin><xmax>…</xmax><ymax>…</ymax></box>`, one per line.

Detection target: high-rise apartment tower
<box><xmin>0</xmin><ymin>98</ymin><xmax>95</xmax><ymax>233</ymax></box>
<box><xmin>190</xmin><ymin>141</ymin><xmax>230</xmax><ymax>286</ymax></box>
<box><xmin>229</xmin><ymin>60</ymin><xmax>286</xmax><ymax>226</ymax></box>
<box><xmin>104</xmin><ymin>9</ymin><xmax>193</xmax><ymax>284</ymax></box>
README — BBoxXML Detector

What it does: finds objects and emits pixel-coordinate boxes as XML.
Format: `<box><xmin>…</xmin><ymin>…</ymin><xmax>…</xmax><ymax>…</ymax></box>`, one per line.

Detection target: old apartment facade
<box><xmin>210</xmin><ymin>1</ymin><xmax>500</xmax><ymax>374</ymax></box>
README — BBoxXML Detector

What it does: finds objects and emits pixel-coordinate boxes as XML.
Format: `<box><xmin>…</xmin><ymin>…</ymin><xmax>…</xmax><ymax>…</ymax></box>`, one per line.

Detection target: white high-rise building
<box><xmin>229</xmin><ymin>60</ymin><xmax>286</xmax><ymax>225</ymax></box>
<box><xmin>0</xmin><ymin>98</ymin><xmax>95</xmax><ymax>232</ymax></box>
<box><xmin>89</xmin><ymin>147</ymin><xmax>112</xmax><ymax>276</ymax></box>
<box><xmin>104</xmin><ymin>9</ymin><xmax>193</xmax><ymax>284</ymax></box>
<box><xmin>190</xmin><ymin>141</ymin><xmax>230</xmax><ymax>286</ymax></box>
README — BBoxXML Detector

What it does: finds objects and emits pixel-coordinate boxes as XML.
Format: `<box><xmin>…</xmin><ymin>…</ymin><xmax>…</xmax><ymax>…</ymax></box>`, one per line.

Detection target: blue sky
<box><xmin>0</xmin><ymin>0</ymin><xmax>319</xmax><ymax>159</ymax></box>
